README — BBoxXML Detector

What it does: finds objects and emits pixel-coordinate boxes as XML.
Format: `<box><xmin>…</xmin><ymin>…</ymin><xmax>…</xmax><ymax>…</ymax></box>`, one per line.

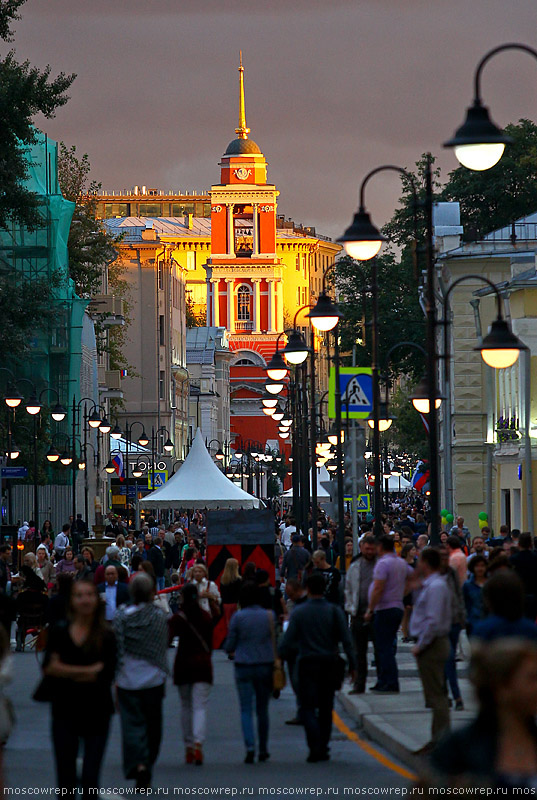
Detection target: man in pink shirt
<box><xmin>447</xmin><ymin>536</ymin><xmax>468</xmax><ymax>587</ymax></box>
<box><xmin>364</xmin><ymin>536</ymin><xmax>413</xmax><ymax>693</ymax></box>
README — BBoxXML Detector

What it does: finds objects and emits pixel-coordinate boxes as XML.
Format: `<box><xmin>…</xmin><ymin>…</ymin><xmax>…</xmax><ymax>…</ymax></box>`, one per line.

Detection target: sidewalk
<box><xmin>337</xmin><ymin>633</ymin><xmax>476</xmax><ymax>769</ymax></box>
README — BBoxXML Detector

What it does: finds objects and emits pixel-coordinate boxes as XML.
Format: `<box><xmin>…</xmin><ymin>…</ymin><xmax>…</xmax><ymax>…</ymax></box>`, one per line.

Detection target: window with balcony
<box><xmin>237</xmin><ymin>284</ymin><xmax>251</xmax><ymax>320</ymax></box>
<box><xmin>236</xmin><ymin>284</ymin><xmax>253</xmax><ymax>331</ymax></box>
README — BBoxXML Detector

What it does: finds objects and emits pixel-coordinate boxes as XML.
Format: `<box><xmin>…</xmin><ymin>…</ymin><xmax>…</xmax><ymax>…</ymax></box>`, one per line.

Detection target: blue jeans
<box><xmin>234</xmin><ymin>663</ymin><xmax>273</xmax><ymax>753</ymax></box>
<box><xmin>445</xmin><ymin>623</ymin><xmax>462</xmax><ymax>701</ymax></box>
<box><xmin>156</xmin><ymin>576</ymin><xmax>165</xmax><ymax>592</ymax></box>
<box><xmin>373</xmin><ymin>607</ymin><xmax>403</xmax><ymax>690</ymax></box>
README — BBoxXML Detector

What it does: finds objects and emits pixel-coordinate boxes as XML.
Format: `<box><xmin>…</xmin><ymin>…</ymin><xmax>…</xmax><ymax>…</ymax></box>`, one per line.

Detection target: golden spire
<box><xmin>235</xmin><ymin>51</ymin><xmax>250</xmax><ymax>140</ymax></box>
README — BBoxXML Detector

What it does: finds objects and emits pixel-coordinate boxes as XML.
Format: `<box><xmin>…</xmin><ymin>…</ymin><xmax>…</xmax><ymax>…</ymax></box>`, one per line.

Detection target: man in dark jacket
<box><xmin>148</xmin><ymin>537</ymin><xmax>166</xmax><ymax>591</ymax></box>
<box><xmin>98</xmin><ymin>565</ymin><xmax>130</xmax><ymax>621</ymax></box>
<box><xmin>279</xmin><ymin>573</ymin><xmax>355</xmax><ymax>762</ymax></box>
<box><xmin>510</xmin><ymin>531</ymin><xmax>537</xmax><ymax>619</ymax></box>
<box><xmin>281</xmin><ymin>535</ymin><xmax>309</xmax><ymax>582</ymax></box>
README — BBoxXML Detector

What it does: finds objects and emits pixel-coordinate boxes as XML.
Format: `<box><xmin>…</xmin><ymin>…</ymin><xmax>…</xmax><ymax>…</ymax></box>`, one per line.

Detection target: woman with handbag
<box><xmin>168</xmin><ymin>583</ymin><xmax>216</xmax><ymax>766</ymax></box>
<box><xmin>189</xmin><ymin>564</ymin><xmax>221</xmax><ymax>616</ymax></box>
<box><xmin>224</xmin><ymin>582</ymin><xmax>277</xmax><ymax>764</ymax></box>
<box><xmin>35</xmin><ymin>579</ymin><xmax>116</xmax><ymax>794</ymax></box>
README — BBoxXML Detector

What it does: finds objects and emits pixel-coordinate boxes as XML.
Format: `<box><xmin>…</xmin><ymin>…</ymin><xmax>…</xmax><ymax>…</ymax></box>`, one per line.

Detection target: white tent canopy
<box><xmin>281</xmin><ymin>466</ymin><xmax>331</xmax><ymax>499</ymax></box>
<box><xmin>142</xmin><ymin>429</ymin><xmax>261</xmax><ymax>509</ymax></box>
<box><xmin>384</xmin><ymin>474</ymin><xmax>412</xmax><ymax>491</ymax></box>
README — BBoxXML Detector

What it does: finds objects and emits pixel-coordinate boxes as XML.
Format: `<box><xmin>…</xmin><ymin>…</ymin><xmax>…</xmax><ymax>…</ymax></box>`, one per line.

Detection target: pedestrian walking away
<box><xmin>114</xmin><ymin>573</ymin><xmax>169</xmax><ymax>790</ymax></box>
<box><xmin>279</xmin><ymin>573</ymin><xmax>356</xmax><ymax>763</ymax></box>
<box><xmin>224</xmin><ymin>582</ymin><xmax>274</xmax><ymax>764</ymax></box>
<box><xmin>168</xmin><ymin>582</ymin><xmax>216</xmax><ymax>766</ymax></box>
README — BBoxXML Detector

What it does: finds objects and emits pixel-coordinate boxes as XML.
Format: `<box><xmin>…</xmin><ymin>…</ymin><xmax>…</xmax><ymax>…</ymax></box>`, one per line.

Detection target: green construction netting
<box><xmin>0</xmin><ymin>130</ymin><xmax>87</xmax><ymax>405</ymax></box>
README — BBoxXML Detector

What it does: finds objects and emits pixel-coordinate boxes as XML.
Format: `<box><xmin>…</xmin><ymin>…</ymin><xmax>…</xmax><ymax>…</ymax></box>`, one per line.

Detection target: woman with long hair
<box><xmin>189</xmin><ymin>564</ymin><xmax>221</xmax><ymax>616</ymax></box>
<box><xmin>168</xmin><ymin>583</ymin><xmax>215</xmax><ymax>766</ymax></box>
<box><xmin>81</xmin><ymin>546</ymin><xmax>97</xmax><ymax>575</ymax></box>
<box><xmin>463</xmin><ymin>555</ymin><xmax>488</xmax><ymax>637</ymax></box>
<box><xmin>115</xmin><ymin>535</ymin><xmax>131</xmax><ymax>568</ymax></box>
<box><xmin>36</xmin><ymin>547</ymin><xmax>56</xmax><ymax>590</ymax></box>
<box><xmin>220</xmin><ymin>558</ymin><xmax>241</xmax><ymax>634</ymax></box>
<box><xmin>55</xmin><ymin>546</ymin><xmax>76</xmax><ymax>575</ymax></box>
<box><xmin>37</xmin><ymin>580</ymin><xmax>116</xmax><ymax>794</ymax></box>
<box><xmin>429</xmin><ymin>638</ymin><xmax>537</xmax><ymax>788</ymax></box>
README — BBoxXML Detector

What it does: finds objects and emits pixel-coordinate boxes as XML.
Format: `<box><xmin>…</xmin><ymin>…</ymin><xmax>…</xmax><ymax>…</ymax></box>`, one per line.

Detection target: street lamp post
<box><xmin>307</xmin><ymin>285</ymin><xmax>344</xmax><ymax>571</ymax></box>
<box><xmin>337</xmin><ymin>164</ymin><xmax>449</xmax><ymax>539</ymax></box>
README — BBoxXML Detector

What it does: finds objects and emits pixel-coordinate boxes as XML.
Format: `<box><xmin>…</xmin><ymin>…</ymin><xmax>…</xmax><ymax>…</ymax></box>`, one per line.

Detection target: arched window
<box><xmin>237</xmin><ymin>284</ymin><xmax>251</xmax><ymax>321</ymax></box>
<box><xmin>232</xmin><ymin>349</ymin><xmax>266</xmax><ymax>367</ymax></box>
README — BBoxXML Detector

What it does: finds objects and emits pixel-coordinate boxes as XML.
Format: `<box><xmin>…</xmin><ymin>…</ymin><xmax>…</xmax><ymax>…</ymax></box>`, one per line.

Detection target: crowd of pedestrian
<box><xmin>2</xmin><ymin>500</ymin><xmax>537</xmax><ymax>792</ymax></box>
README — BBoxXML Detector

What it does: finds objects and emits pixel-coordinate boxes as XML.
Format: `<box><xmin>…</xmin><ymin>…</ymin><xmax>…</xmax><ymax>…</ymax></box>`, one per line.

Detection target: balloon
<box><xmin>479</xmin><ymin>519</ymin><xmax>488</xmax><ymax>529</ymax></box>
<box><xmin>441</xmin><ymin>509</ymin><xmax>449</xmax><ymax>518</ymax></box>
<box><xmin>441</xmin><ymin>517</ymin><xmax>448</xmax><ymax>527</ymax></box>
<box><xmin>478</xmin><ymin>511</ymin><xmax>488</xmax><ymax>521</ymax></box>
<box><xmin>446</xmin><ymin>513</ymin><xmax>454</xmax><ymax>524</ymax></box>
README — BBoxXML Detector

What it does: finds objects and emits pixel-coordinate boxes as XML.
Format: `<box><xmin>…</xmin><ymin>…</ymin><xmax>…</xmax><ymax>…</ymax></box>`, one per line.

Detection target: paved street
<box><xmin>6</xmin><ymin>648</ymin><xmax>411</xmax><ymax>796</ymax></box>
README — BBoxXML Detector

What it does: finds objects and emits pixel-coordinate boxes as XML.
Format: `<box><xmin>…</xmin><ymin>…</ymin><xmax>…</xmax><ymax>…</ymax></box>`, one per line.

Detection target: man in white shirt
<box><xmin>17</xmin><ymin>522</ymin><xmax>29</xmax><ymax>541</ymax></box>
<box><xmin>410</xmin><ymin>548</ymin><xmax>452</xmax><ymax>750</ymax></box>
<box><xmin>281</xmin><ymin>517</ymin><xmax>297</xmax><ymax>550</ymax></box>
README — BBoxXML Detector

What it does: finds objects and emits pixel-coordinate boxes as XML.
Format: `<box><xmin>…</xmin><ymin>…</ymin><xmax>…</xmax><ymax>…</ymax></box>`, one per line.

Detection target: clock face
<box><xmin>234</xmin><ymin>167</ymin><xmax>251</xmax><ymax>181</ymax></box>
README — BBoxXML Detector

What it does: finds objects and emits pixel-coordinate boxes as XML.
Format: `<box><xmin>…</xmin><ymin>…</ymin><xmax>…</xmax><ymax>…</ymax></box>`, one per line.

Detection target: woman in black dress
<box><xmin>38</xmin><ymin>579</ymin><xmax>116</xmax><ymax>795</ymax></box>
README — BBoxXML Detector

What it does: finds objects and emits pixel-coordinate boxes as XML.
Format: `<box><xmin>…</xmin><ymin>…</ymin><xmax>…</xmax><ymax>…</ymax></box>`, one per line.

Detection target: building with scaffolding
<box><xmin>0</xmin><ymin>131</ymin><xmax>107</xmax><ymax>529</ymax></box>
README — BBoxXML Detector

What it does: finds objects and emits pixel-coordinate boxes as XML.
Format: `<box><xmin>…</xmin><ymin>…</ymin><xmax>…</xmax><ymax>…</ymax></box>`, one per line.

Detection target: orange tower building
<box><xmin>205</xmin><ymin>56</ymin><xmax>286</xmax><ymax>454</ymax></box>
<box><xmin>206</xmin><ymin>54</ymin><xmax>283</xmax><ymax>343</ymax></box>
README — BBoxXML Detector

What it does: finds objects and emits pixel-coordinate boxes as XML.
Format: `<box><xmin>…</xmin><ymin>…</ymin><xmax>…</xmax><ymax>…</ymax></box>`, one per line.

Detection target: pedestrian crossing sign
<box><xmin>356</xmin><ymin>494</ymin><xmax>370</xmax><ymax>511</ymax></box>
<box><xmin>328</xmin><ymin>367</ymin><xmax>373</xmax><ymax>419</ymax></box>
<box><xmin>148</xmin><ymin>470</ymin><xmax>168</xmax><ymax>489</ymax></box>
<box><xmin>344</xmin><ymin>494</ymin><xmax>371</xmax><ymax>512</ymax></box>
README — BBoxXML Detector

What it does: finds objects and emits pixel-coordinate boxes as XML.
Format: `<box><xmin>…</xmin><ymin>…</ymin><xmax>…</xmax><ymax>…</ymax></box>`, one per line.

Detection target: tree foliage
<box><xmin>0</xmin><ymin>0</ymin><xmax>75</xmax><ymax>231</ymax></box>
<box><xmin>57</xmin><ymin>143</ymin><xmax>118</xmax><ymax>297</ymax></box>
<box><xmin>337</xmin><ymin>252</ymin><xmax>425</xmax><ymax>380</ymax></box>
<box><xmin>442</xmin><ymin>119</ymin><xmax>537</xmax><ymax>240</ymax></box>
<box><xmin>388</xmin><ymin>386</ymin><xmax>429</xmax><ymax>460</ymax></box>
<box><xmin>186</xmin><ymin>295</ymin><xmax>206</xmax><ymax>327</ymax></box>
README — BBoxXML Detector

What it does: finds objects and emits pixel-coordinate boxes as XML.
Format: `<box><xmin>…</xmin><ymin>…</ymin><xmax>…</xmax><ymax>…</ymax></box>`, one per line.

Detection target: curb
<box><xmin>337</xmin><ymin>691</ymin><xmax>422</xmax><ymax>770</ymax></box>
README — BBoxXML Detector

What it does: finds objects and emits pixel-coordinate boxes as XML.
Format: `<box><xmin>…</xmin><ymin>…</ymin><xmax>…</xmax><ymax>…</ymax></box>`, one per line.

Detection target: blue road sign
<box><xmin>1</xmin><ymin>467</ymin><xmax>28</xmax><ymax>479</ymax></box>
<box><xmin>118</xmin><ymin>485</ymin><xmax>138</xmax><ymax>498</ymax></box>
<box><xmin>328</xmin><ymin>367</ymin><xmax>373</xmax><ymax>419</ymax></box>
<box><xmin>344</xmin><ymin>494</ymin><xmax>371</xmax><ymax>512</ymax></box>
<box><xmin>148</xmin><ymin>470</ymin><xmax>168</xmax><ymax>490</ymax></box>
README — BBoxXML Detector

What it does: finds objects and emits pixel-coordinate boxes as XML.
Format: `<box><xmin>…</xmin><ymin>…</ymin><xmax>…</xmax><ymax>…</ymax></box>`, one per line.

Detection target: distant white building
<box><xmin>186</xmin><ymin>327</ymin><xmax>233</xmax><ymax>456</ymax></box>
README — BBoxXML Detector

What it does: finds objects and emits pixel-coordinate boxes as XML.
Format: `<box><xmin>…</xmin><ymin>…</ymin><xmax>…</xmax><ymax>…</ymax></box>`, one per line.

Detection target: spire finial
<box><xmin>235</xmin><ymin>51</ymin><xmax>250</xmax><ymax>140</ymax></box>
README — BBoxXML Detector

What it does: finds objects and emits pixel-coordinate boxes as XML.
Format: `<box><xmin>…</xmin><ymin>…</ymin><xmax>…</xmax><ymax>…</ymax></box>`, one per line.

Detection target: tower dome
<box><xmin>224</xmin><ymin>138</ymin><xmax>262</xmax><ymax>156</ymax></box>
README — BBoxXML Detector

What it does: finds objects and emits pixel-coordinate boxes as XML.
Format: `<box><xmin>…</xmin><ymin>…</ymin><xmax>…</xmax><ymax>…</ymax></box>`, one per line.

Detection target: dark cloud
<box><xmin>12</xmin><ymin>0</ymin><xmax>537</xmax><ymax>238</ymax></box>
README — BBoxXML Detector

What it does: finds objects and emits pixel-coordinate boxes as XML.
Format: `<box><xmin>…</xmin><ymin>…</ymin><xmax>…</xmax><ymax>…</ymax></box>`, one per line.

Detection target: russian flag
<box><xmin>411</xmin><ymin>461</ymin><xmax>430</xmax><ymax>492</ymax></box>
<box><xmin>112</xmin><ymin>452</ymin><xmax>125</xmax><ymax>482</ymax></box>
